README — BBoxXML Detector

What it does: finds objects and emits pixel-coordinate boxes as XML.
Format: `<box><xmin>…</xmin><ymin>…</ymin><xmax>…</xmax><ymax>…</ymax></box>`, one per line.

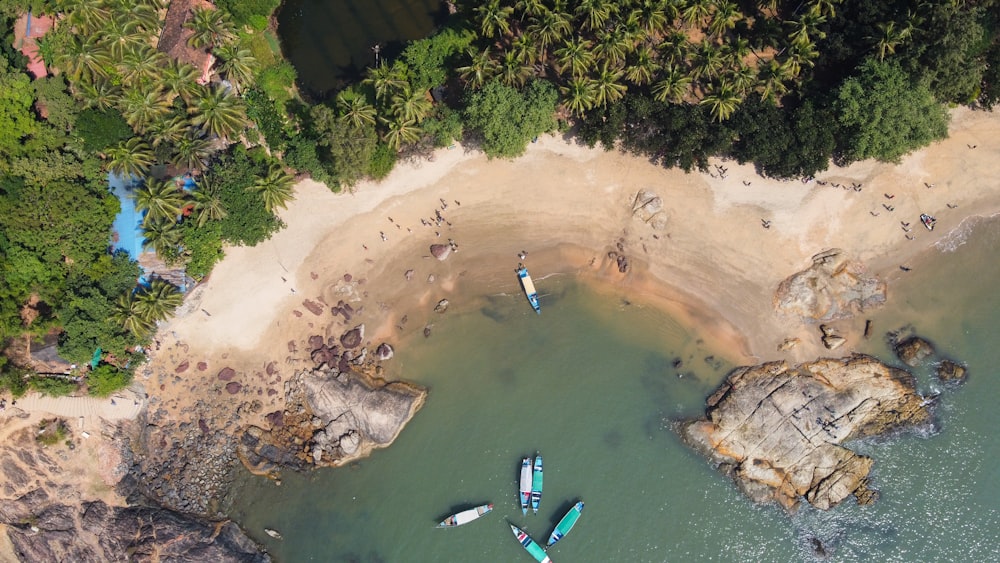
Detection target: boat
<box><xmin>264</xmin><ymin>528</ymin><xmax>283</xmax><ymax>540</ymax></box>
<box><xmin>510</xmin><ymin>523</ymin><xmax>552</xmax><ymax>563</ymax></box>
<box><xmin>920</xmin><ymin>213</ymin><xmax>936</xmax><ymax>231</ymax></box>
<box><xmin>546</xmin><ymin>501</ymin><xmax>584</xmax><ymax>547</ymax></box>
<box><xmin>436</xmin><ymin>503</ymin><xmax>494</xmax><ymax>528</ymax></box>
<box><xmin>516</xmin><ymin>264</ymin><xmax>541</xmax><ymax>314</ymax></box>
<box><xmin>519</xmin><ymin>457</ymin><xmax>533</xmax><ymax>515</ymax></box>
<box><xmin>531</xmin><ymin>455</ymin><xmax>543</xmax><ymax>514</ymax></box>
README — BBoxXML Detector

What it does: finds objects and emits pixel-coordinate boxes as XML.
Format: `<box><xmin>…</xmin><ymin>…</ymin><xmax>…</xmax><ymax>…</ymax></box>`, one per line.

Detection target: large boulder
<box><xmin>680</xmin><ymin>354</ymin><xmax>931</xmax><ymax>512</ymax></box>
<box><xmin>430</xmin><ymin>244</ymin><xmax>451</xmax><ymax>261</ymax></box>
<box><xmin>340</xmin><ymin>324</ymin><xmax>365</xmax><ymax>349</ymax></box>
<box><xmin>894</xmin><ymin>336</ymin><xmax>935</xmax><ymax>367</ymax></box>
<box><xmin>775</xmin><ymin>250</ymin><xmax>886</xmax><ymax>321</ymax></box>
<box><xmin>935</xmin><ymin>360</ymin><xmax>967</xmax><ymax>384</ymax></box>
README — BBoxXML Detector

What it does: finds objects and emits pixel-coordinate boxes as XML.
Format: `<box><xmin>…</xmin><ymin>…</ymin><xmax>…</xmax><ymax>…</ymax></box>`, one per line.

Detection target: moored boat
<box><xmin>510</xmin><ymin>523</ymin><xmax>552</xmax><ymax>563</ymax></box>
<box><xmin>531</xmin><ymin>455</ymin><xmax>543</xmax><ymax>514</ymax></box>
<box><xmin>436</xmin><ymin>503</ymin><xmax>494</xmax><ymax>528</ymax></box>
<box><xmin>546</xmin><ymin>501</ymin><xmax>584</xmax><ymax>547</ymax></box>
<box><xmin>516</xmin><ymin>264</ymin><xmax>541</xmax><ymax>314</ymax></box>
<box><xmin>519</xmin><ymin>457</ymin><xmax>533</xmax><ymax>515</ymax></box>
<box><xmin>920</xmin><ymin>213</ymin><xmax>936</xmax><ymax>231</ymax></box>
<box><xmin>264</xmin><ymin>527</ymin><xmax>283</xmax><ymax>540</ymax></box>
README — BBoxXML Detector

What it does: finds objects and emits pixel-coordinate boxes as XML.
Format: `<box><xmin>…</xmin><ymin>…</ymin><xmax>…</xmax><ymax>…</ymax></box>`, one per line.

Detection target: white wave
<box><xmin>933</xmin><ymin>212</ymin><xmax>1000</xmax><ymax>253</ymax></box>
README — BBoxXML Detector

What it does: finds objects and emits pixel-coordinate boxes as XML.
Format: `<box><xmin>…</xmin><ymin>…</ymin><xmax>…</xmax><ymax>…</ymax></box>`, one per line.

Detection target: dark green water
<box><xmin>229</xmin><ymin>217</ymin><xmax>1000</xmax><ymax>562</ymax></box>
<box><xmin>276</xmin><ymin>0</ymin><xmax>444</xmax><ymax>98</ymax></box>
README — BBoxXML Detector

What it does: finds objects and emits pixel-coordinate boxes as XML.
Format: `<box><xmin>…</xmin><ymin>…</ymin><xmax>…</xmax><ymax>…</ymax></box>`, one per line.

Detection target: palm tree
<box><xmin>728</xmin><ymin>63</ymin><xmax>757</xmax><ymax>96</ymax></box>
<box><xmin>249</xmin><ymin>163</ymin><xmax>295</xmax><ymax>213</ymax></box>
<box><xmin>390</xmin><ymin>87</ymin><xmax>433</xmax><ymax>124</ymax></box>
<box><xmin>214</xmin><ymin>44</ymin><xmax>258</xmax><ymax>94</ymax></box>
<box><xmin>652</xmin><ymin>63</ymin><xmax>693</xmax><ymax>103</ymax></box>
<box><xmin>708</xmin><ymin>1</ymin><xmax>742</xmax><ymax>38</ymax></box>
<box><xmin>171</xmin><ymin>133</ymin><xmax>213</xmax><ymax>173</ymax></box>
<box><xmin>147</xmin><ymin>114</ymin><xmax>188</xmax><ymax>149</ymax></box>
<box><xmin>755</xmin><ymin>58</ymin><xmax>791</xmax><ymax>102</ymax></box>
<box><xmin>381</xmin><ymin>117</ymin><xmax>422</xmax><ymax>150</ymax></box>
<box><xmin>161</xmin><ymin>59</ymin><xmax>204</xmax><ymax>104</ymax></box>
<box><xmin>117</xmin><ymin>44</ymin><xmax>167</xmax><ymax>87</ymax></box>
<box><xmin>336</xmin><ymin>89</ymin><xmax>377</xmax><ymax>129</ymax></box>
<box><xmin>554</xmin><ymin>38</ymin><xmax>594</xmax><ymax>79</ymax></box>
<box><xmin>518</xmin><ymin>0</ymin><xmax>547</xmax><ymax>18</ymax></box>
<box><xmin>142</xmin><ymin>217</ymin><xmax>183</xmax><ymax>258</ymax></box>
<box><xmin>786</xmin><ymin>13</ymin><xmax>827</xmax><ymax>48</ymax></box>
<box><xmin>56</xmin><ymin>36</ymin><xmax>111</xmax><ymax>82</ymax></box>
<box><xmin>135</xmin><ymin>279</ymin><xmax>184</xmax><ymax>322</ymax></box>
<box><xmin>624</xmin><ymin>45</ymin><xmax>658</xmax><ymax>86</ymax></box>
<box><xmin>457</xmin><ymin>48</ymin><xmax>497</xmax><ymax>90</ymax></box>
<box><xmin>100</xmin><ymin>13</ymin><xmax>144</xmax><ymax>58</ymax></box>
<box><xmin>185</xmin><ymin>7</ymin><xmax>236</xmax><ymax>49</ymax></box>
<box><xmin>120</xmin><ymin>87</ymin><xmax>172</xmax><ymax>133</ymax></box>
<box><xmin>592</xmin><ymin>63</ymin><xmax>627</xmax><ymax>107</ymax></box>
<box><xmin>693</xmin><ymin>40</ymin><xmax>726</xmax><ymax>81</ymax></box>
<box><xmin>109</xmin><ymin>292</ymin><xmax>154</xmax><ymax>338</ymax></box>
<box><xmin>527</xmin><ymin>9</ymin><xmax>571</xmax><ymax>67</ymax></box>
<box><xmin>189</xmin><ymin>87</ymin><xmax>249</xmax><ymax>140</ymax></box>
<box><xmin>575</xmin><ymin>0</ymin><xmax>616</xmax><ymax>32</ymax></box>
<box><xmin>682</xmin><ymin>0</ymin><xmax>713</xmax><ymax>28</ymax></box>
<box><xmin>700</xmin><ymin>81</ymin><xmax>742</xmax><ymax>121</ymax></box>
<box><xmin>105</xmin><ymin>137</ymin><xmax>155</xmax><ymax>179</ymax></box>
<box><xmin>872</xmin><ymin>21</ymin><xmax>910</xmax><ymax>61</ymax></box>
<box><xmin>593</xmin><ymin>29</ymin><xmax>629</xmax><ymax>67</ymax></box>
<box><xmin>628</xmin><ymin>1</ymin><xmax>670</xmax><ymax>37</ymax></box>
<box><xmin>135</xmin><ymin>178</ymin><xmax>184</xmax><ymax>225</ymax></box>
<box><xmin>659</xmin><ymin>30</ymin><xmax>691</xmax><ymax>66</ymax></box>
<box><xmin>728</xmin><ymin>36</ymin><xmax>752</xmax><ymax>66</ymax></box>
<box><xmin>191</xmin><ymin>182</ymin><xmax>227</xmax><ymax>227</ymax></box>
<box><xmin>809</xmin><ymin>0</ymin><xmax>841</xmax><ymax>18</ymax></box>
<box><xmin>560</xmin><ymin>77</ymin><xmax>597</xmax><ymax>116</ymax></box>
<box><xmin>497</xmin><ymin>50</ymin><xmax>533</xmax><ymax>87</ymax></box>
<box><xmin>510</xmin><ymin>33</ymin><xmax>539</xmax><ymax>65</ymax></box>
<box><xmin>76</xmin><ymin>79</ymin><xmax>121</xmax><ymax>111</ymax></box>
<box><xmin>61</xmin><ymin>0</ymin><xmax>110</xmax><ymax>34</ymax></box>
<box><xmin>783</xmin><ymin>41</ymin><xmax>819</xmax><ymax>78</ymax></box>
<box><xmin>364</xmin><ymin>61</ymin><xmax>408</xmax><ymax>103</ymax></box>
<box><xmin>476</xmin><ymin>0</ymin><xmax>515</xmax><ymax>39</ymax></box>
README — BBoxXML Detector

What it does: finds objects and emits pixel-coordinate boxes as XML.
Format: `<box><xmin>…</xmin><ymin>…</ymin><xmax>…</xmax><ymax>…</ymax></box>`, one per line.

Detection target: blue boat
<box><xmin>510</xmin><ymin>523</ymin><xmax>552</xmax><ymax>563</ymax></box>
<box><xmin>516</xmin><ymin>264</ymin><xmax>541</xmax><ymax>314</ymax></box>
<box><xmin>531</xmin><ymin>455</ymin><xmax>543</xmax><ymax>514</ymax></box>
<box><xmin>546</xmin><ymin>501</ymin><xmax>584</xmax><ymax>547</ymax></box>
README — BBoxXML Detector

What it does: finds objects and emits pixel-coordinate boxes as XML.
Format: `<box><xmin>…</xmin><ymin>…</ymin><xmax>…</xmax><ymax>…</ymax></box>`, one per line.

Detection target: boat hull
<box><xmin>519</xmin><ymin>457</ymin><xmax>533</xmax><ymax>515</ymax></box>
<box><xmin>547</xmin><ymin>501</ymin><xmax>584</xmax><ymax>547</ymax></box>
<box><xmin>517</xmin><ymin>265</ymin><xmax>542</xmax><ymax>314</ymax></box>
<box><xmin>510</xmin><ymin>524</ymin><xmax>552</xmax><ymax>563</ymax></box>
<box><xmin>531</xmin><ymin>455</ymin><xmax>543</xmax><ymax>514</ymax></box>
<box><xmin>436</xmin><ymin>503</ymin><xmax>493</xmax><ymax>528</ymax></box>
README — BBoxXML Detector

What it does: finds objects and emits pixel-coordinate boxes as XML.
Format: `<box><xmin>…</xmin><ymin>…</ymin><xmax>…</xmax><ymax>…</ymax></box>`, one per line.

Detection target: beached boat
<box><xmin>920</xmin><ymin>213</ymin><xmax>936</xmax><ymax>231</ymax></box>
<box><xmin>517</xmin><ymin>264</ymin><xmax>541</xmax><ymax>314</ymax></box>
<box><xmin>519</xmin><ymin>456</ymin><xmax>533</xmax><ymax>514</ymax></box>
<box><xmin>264</xmin><ymin>528</ymin><xmax>283</xmax><ymax>540</ymax></box>
<box><xmin>510</xmin><ymin>523</ymin><xmax>552</xmax><ymax>563</ymax></box>
<box><xmin>531</xmin><ymin>455</ymin><xmax>543</xmax><ymax>514</ymax></box>
<box><xmin>546</xmin><ymin>501</ymin><xmax>584</xmax><ymax>547</ymax></box>
<box><xmin>436</xmin><ymin>503</ymin><xmax>493</xmax><ymax>528</ymax></box>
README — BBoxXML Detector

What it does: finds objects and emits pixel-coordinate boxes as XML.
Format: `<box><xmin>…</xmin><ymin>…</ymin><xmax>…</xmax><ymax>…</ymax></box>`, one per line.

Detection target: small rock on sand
<box><xmin>405</xmin><ymin>269</ymin><xmax>414</xmax><ymax>281</ymax></box>
<box><xmin>430</xmin><ymin>244</ymin><xmax>451</xmax><ymax>261</ymax></box>
<box><xmin>225</xmin><ymin>382</ymin><xmax>242</xmax><ymax>394</ymax></box>
<box><xmin>197</xmin><ymin>361</ymin><xmax>208</xmax><ymax>371</ymax></box>
<box><xmin>174</xmin><ymin>361</ymin><xmax>189</xmax><ymax>373</ymax></box>
<box><xmin>218</xmin><ymin>368</ymin><xmax>236</xmax><ymax>381</ymax></box>
<box><xmin>434</xmin><ymin>299</ymin><xmax>449</xmax><ymax>313</ymax></box>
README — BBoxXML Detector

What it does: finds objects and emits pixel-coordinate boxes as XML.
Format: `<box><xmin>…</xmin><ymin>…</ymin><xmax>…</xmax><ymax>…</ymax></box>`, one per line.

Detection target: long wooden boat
<box><xmin>519</xmin><ymin>457</ymin><xmax>533</xmax><ymax>515</ymax></box>
<box><xmin>546</xmin><ymin>501</ymin><xmax>584</xmax><ymax>547</ymax></box>
<box><xmin>531</xmin><ymin>455</ymin><xmax>543</xmax><ymax>514</ymax></box>
<box><xmin>517</xmin><ymin>264</ymin><xmax>541</xmax><ymax>314</ymax></box>
<box><xmin>436</xmin><ymin>503</ymin><xmax>493</xmax><ymax>528</ymax></box>
<box><xmin>510</xmin><ymin>523</ymin><xmax>552</xmax><ymax>563</ymax></box>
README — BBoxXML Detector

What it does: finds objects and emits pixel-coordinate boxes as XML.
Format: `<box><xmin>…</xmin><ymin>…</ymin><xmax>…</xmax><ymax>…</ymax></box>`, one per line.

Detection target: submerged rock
<box><xmin>375</xmin><ymin>343</ymin><xmax>394</xmax><ymax>361</ymax></box>
<box><xmin>935</xmin><ymin>360</ymin><xmax>967</xmax><ymax>384</ymax></box>
<box><xmin>680</xmin><ymin>354</ymin><xmax>931</xmax><ymax>512</ymax></box>
<box><xmin>434</xmin><ymin>299</ymin><xmax>449</xmax><ymax>313</ymax></box>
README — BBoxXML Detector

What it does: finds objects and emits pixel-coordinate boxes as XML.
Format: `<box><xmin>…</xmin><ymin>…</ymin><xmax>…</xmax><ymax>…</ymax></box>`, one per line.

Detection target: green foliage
<box><xmin>30</xmin><ymin>377</ymin><xmax>78</xmax><ymax>398</ymax></box>
<box><xmin>367</xmin><ymin>143</ymin><xmax>397</xmax><ymax>180</ymax></box>
<box><xmin>283</xmin><ymin>134</ymin><xmax>336</xmax><ymax>187</ymax></box>
<box><xmin>400</xmin><ymin>27</ymin><xmax>476</xmax><ymax>92</ymax></box>
<box><xmin>463</xmin><ymin>80</ymin><xmax>558</xmax><ymax>158</ymax></box>
<box><xmin>216</xmin><ymin>0</ymin><xmax>280</xmax><ymax>27</ymax></box>
<box><xmin>256</xmin><ymin>62</ymin><xmax>296</xmax><ymax>107</ymax></box>
<box><xmin>309</xmin><ymin>103</ymin><xmax>378</xmax><ymax>187</ymax></box>
<box><xmin>730</xmin><ymin>97</ymin><xmax>835</xmax><ymax>179</ymax></box>
<box><xmin>213</xmin><ymin>146</ymin><xmax>283</xmax><ymax>246</ymax></box>
<box><xmin>836</xmin><ymin>59</ymin><xmax>949</xmax><ymax>163</ymax></box>
<box><xmin>86</xmin><ymin>363</ymin><xmax>132</xmax><ymax>397</ymax></box>
<box><xmin>33</xmin><ymin>75</ymin><xmax>78</xmax><ymax>133</ymax></box>
<box><xmin>245</xmin><ymin>88</ymin><xmax>288</xmax><ymax>149</ymax></box>
<box><xmin>0</xmin><ymin>59</ymin><xmax>39</xmax><ymax>166</ymax></box>
<box><xmin>0</xmin><ymin>361</ymin><xmax>28</xmax><ymax>398</ymax></box>
<box><xmin>181</xmin><ymin>221</ymin><xmax>225</xmax><ymax>279</ymax></box>
<box><xmin>421</xmin><ymin>106</ymin><xmax>463</xmax><ymax>148</ymax></box>
<box><xmin>248</xmin><ymin>15</ymin><xmax>269</xmax><ymax>32</ymax></box>
<box><xmin>36</xmin><ymin>418</ymin><xmax>69</xmax><ymax>445</ymax></box>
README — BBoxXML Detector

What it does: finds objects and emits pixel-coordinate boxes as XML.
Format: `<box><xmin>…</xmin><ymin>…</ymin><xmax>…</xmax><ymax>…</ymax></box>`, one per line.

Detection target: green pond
<box><xmin>228</xmin><ymin>216</ymin><xmax>1000</xmax><ymax>562</ymax></box>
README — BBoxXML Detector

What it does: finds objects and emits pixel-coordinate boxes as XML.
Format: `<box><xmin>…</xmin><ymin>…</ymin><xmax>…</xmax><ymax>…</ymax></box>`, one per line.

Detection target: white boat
<box><xmin>436</xmin><ymin>503</ymin><xmax>493</xmax><ymax>528</ymax></box>
<box><xmin>264</xmin><ymin>528</ymin><xmax>283</xmax><ymax>540</ymax></box>
<box><xmin>519</xmin><ymin>456</ymin><xmax>533</xmax><ymax>515</ymax></box>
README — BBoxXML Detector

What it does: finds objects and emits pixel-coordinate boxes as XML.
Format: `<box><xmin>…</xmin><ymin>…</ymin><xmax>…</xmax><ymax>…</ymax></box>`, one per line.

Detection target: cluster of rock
<box><xmin>680</xmin><ymin>354</ymin><xmax>933</xmax><ymax>511</ymax></box>
<box><xmin>631</xmin><ymin>189</ymin><xmax>668</xmax><ymax>230</ymax></box>
<box><xmin>775</xmin><ymin>249</ymin><xmax>886</xmax><ymax>321</ymax></box>
<box><xmin>891</xmin><ymin>333</ymin><xmax>968</xmax><ymax>384</ymax></box>
<box><xmin>607</xmin><ymin>239</ymin><xmax>631</xmax><ymax>273</ymax></box>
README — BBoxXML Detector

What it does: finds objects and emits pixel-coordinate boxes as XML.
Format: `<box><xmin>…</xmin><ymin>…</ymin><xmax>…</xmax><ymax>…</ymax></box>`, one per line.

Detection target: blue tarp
<box><xmin>108</xmin><ymin>172</ymin><xmax>144</xmax><ymax>259</ymax></box>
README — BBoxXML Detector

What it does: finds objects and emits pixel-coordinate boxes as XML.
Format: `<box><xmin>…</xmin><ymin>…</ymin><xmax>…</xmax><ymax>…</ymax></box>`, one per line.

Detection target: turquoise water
<box><xmin>228</xmin><ymin>217</ymin><xmax>1000</xmax><ymax>562</ymax></box>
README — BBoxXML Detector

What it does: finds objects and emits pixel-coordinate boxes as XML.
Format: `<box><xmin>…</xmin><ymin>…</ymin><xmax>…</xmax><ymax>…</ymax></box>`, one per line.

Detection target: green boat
<box><xmin>510</xmin><ymin>523</ymin><xmax>552</xmax><ymax>563</ymax></box>
<box><xmin>546</xmin><ymin>501</ymin><xmax>584</xmax><ymax>547</ymax></box>
<box><xmin>531</xmin><ymin>455</ymin><xmax>543</xmax><ymax>514</ymax></box>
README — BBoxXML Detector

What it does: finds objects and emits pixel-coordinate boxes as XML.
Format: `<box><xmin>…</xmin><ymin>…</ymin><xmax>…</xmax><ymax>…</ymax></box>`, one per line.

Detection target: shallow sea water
<box><xmin>229</xmin><ymin>217</ymin><xmax>1000</xmax><ymax>562</ymax></box>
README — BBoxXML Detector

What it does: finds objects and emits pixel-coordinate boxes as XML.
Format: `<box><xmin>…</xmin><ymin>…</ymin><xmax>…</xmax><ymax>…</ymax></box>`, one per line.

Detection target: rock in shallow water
<box><xmin>894</xmin><ymin>336</ymin><xmax>935</xmax><ymax>366</ymax></box>
<box><xmin>680</xmin><ymin>354</ymin><xmax>931</xmax><ymax>512</ymax></box>
<box><xmin>936</xmin><ymin>359</ymin><xmax>967</xmax><ymax>384</ymax></box>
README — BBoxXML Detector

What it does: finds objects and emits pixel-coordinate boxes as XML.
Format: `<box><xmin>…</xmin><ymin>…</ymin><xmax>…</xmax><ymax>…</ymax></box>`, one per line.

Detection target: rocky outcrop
<box><xmin>430</xmin><ymin>244</ymin><xmax>451</xmax><ymax>261</ymax></box>
<box><xmin>680</xmin><ymin>354</ymin><xmax>932</xmax><ymax>512</ymax></box>
<box><xmin>1</xmin><ymin>494</ymin><xmax>268</xmax><ymax>562</ymax></box>
<box><xmin>894</xmin><ymin>336</ymin><xmax>935</xmax><ymax>367</ymax></box>
<box><xmin>239</xmin><ymin>368</ymin><xmax>426</xmax><ymax>475</ymax></box>
<box><xmin>936</xmin><ymin>360</ymin><xmax>968</xmax><ymax>384</ymax></box>
<box><xmin>775</xmin><ymin>250</ymin><xmax>886</xmax><ymax>321</ymax></box>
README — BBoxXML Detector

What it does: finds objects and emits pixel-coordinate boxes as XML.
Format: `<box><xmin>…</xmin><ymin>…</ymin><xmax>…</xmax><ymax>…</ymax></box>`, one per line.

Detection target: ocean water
<box><xmin>228</xmin><ymin>217</ymin><xmax>1000</xmax><ymax>562</ymax></box>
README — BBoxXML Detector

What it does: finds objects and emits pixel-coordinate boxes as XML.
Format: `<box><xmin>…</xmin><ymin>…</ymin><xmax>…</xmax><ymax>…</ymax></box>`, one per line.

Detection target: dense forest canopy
<box><xmin>0</xmin><ymin>0</ymin><xmax>998</xmax><ymax>395</ymax></box>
